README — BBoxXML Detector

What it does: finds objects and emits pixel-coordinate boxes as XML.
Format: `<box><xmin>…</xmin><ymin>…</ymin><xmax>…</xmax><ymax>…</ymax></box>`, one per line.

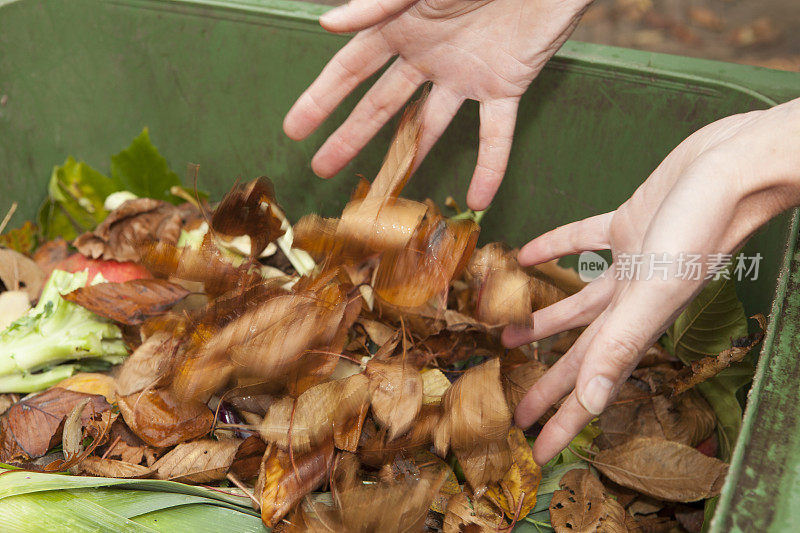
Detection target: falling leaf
<box><xmin>592</xmin><ymin>437</ymin><xmax>728</xmax><ymax>502</ymax></box>
<box><xmin>152</xmin><ymin>439</ymin><xmax>242</xmax><ymax>483</ymax></box>
<box><xmin>117</xmin><ymin>388</ymin><xmax>214</xmax><ymax>448</ymax></box>
<box><xmin>210</xmin><ymin>177</ymin><xmax>285</xmax><ymax>259</ymax></box>
<box><xmin>63</xmin><ymin>279</ymin><xmax>190</xmax><ymax>325</ymax></box>
<box><xmin>258</xmin><ymin>439</ymin><xmax>335</xmax><ymax>527</ymax></box>
<box><xmin>550</xmin><ymin>468</ymin><xmax>640</xmax><ymax>533</ymax></box>
<box><xmin>365</xmin><ymin>358</ymin><xmax>423</xmax><ymax>439</ymax></box>
<box><xmin>75</xmin><ymin>456</ymin><xmax>154</xmax><ymax>478</ymax></box>
<box><xmin>434</xmin><ymin>358</ymin><xmax>512</xmax><ymax>455</ymax></box>
<box><xmin>260</xmin><ymin>374</ymin><xmax>370</xmax><ymax>453</ymax></box>
<box><xmin>0</xmin><ymin>248</ymin><xmax>44</xmax><ymax>300</ymax></box>
<box><xmin>468</xmin><ymin>244</ymin><xmax>532</xmax><ymax>328</ymax></box>
<box><xmin>486</xmin><ymin>427</ymin><xmax>542</xmax><ymax>518</ymax></box>
<box><xmin>115</xmin><ymin>331</ymin><xmax>178</xmax><ymax>397</ymax></box>
<box><xmin>366</xmin><ymin>94</ymin><xmax>424</xmax><ymax>201</ymax></box>
<box><xmin>373</xmin><ymin>217</ymin><xmax>479</xmax><ymax>309</ymax></box>
<box><xmin>0</xmin><ymin>387</ymin><xmax>110</xmax><ymax>462</ymax></box>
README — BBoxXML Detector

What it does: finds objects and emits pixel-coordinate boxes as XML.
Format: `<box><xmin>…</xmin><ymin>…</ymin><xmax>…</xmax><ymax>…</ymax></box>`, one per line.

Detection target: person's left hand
<box><xmin>502</xmin><ymin>98</ymin><xmax>800</xmax><ymax>465</ymax></box>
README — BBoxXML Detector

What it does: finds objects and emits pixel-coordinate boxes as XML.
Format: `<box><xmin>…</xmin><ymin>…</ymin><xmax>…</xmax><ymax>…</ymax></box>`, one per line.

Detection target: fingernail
<box><xmin>320</xmin><ymin>6</ymin><xmax>346</xmax><ymax>26</ymax></box>
<box><xmin>579</xmin><ymin>376</ymin><xmax>613</xmax><ymax>415</ymax></box>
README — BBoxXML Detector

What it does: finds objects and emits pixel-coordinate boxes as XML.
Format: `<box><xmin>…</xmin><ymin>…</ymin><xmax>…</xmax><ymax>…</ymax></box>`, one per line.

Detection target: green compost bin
<box><xmin>1</xmin><ymin>0</ymin><xmax>800</xmax><ymax>530</ymax></box>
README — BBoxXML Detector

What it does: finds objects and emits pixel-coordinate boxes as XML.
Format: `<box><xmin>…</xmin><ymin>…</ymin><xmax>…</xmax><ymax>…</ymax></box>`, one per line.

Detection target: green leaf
<box><xmin>0</xmin><ymin>468</ymin><xmax>265</xmax><ymax>532</ymax></box>
<box><xmin>544</xmin><ymin>421</ymin><xmax>600</xmax><ymax>467</ymax></box>
<box><xmin>666</xmin><ymin>275</ymin><xmax>752</xmax><ymax>461</ymax></box>
<box><xmin>37</xmin><ymin>157</ymin><xmax>118</xmax><ymax>240</ymax></box>
<box><xmin>110</xmin><ymin>128</ymin><xmax>183</xmax><ymax>204</ymax></box>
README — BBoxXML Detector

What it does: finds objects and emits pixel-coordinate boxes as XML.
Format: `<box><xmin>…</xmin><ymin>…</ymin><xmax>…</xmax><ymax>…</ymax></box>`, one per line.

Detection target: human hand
<box><xmin>502</xmin><ymin>98</ymin><xmax>800</xmax><ymax>465</ymax></box>
<box><xmin>283</xmin><ymin>0</ymin><xmax>592</xmax><ymax>210</ymax></box>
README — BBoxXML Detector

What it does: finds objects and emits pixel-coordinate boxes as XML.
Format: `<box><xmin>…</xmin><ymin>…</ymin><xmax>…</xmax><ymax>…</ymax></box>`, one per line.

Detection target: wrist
<box><xmin>718</xmin><ymin>99</ymin><xmax>800</xmax><ymax>219</ymax></box>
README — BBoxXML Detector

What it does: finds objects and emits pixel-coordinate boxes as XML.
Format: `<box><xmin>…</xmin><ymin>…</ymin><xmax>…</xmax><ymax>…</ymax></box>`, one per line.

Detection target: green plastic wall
<box><xmin>1</xmin><ymin>0</ymin><xmax>800</xmax><ymax>530</ymax></box>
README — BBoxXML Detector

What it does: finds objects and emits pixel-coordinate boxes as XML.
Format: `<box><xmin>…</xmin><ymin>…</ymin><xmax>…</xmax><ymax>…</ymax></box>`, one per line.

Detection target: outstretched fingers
<box><xmin>320</xmin><ymin>0</ymin><xmax>418</xmax><ymax>34</ymax></box>
<box><xmin>513</xmin><ymin>315</ymin><xmax>605</xmax><ymax>428</ymax></box>
<box><xmin>518</xmin><ymin>212</ymin><xmax>614</xmax><ymax>266</ymax></box>
<box><xmin>502</xmin><ymin>276</ymin><xmax>614</xmax><ymax>347</ymax></box>
<box><xmin>311</xmin><ymin>58</ymin><xmax>426</xmax><ymax>178</ymax></box>
<box><xmin>283</xmin><ymin>31</ymin><xmax>393</xmax><ymax>141</ymax></box>
<box><xmin>466</xmin><ymin>98</ymin><xmax>520</xmax><ymax>211</ymax></box>
<box><xmin>414</xmin><ymin>85</ymin><xmax>465</xmax><ymax>167</ymax></box>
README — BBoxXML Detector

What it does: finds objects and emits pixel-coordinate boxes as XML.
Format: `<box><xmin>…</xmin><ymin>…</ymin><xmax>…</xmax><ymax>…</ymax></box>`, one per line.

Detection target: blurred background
<box><xmin>312</xmin><ymin>0</ymin><xmax>800</xmax><ymax>71</ymax></box>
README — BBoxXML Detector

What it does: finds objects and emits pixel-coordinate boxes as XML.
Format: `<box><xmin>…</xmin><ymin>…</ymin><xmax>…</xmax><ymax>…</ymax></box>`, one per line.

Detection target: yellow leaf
<box><xmin>485</xmin><ymin>427</ymin><xmax>542</xmax><ymax>518</ymax></box>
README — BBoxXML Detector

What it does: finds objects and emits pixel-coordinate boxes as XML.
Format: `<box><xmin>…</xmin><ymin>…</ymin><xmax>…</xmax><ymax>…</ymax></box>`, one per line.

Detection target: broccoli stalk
<box><xmin>0</xmin><ymin>269</ymin><xmax>128</xmax><ymax>392</ymax></box>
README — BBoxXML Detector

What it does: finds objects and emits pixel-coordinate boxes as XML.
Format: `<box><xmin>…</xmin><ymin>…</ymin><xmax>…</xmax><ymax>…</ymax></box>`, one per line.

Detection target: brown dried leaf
<box><xmin>74</xmin><ymin>198</ymin><xmax>189</xmax><ymax>262</ymax></box>
<box><xmin>0</xmin><ymin>248</ymin><xmax>44</xmax><ymax>300</ymax></box>
<box><xmin>365</xmin><ymin>358</ymin><xmax>423</xmax><ymax>439</ymax></box>
<box><xmin>485</xmin><ymin>427</ymin><xmax>542</xmax><ymax>518</ymax></box>
<box><xmin>443</xmin><ymin>492</ymin><xmax>506</xmax><ymax>533</ymax></box>
<box><xmin>374</xmin><ymin>217</ymin><xmax>479</xmax><ymax>310</ymax></box>
<box><xmin>63</xmin><ymin>279</ymin><xmax>190</xmax><ymax>325</ymax></box>
<box><xmin>210</xmin><ymin>177</ymin><xmax>285</xmax><ymax>259</ymax></box>
<box><xmin>0</xmin><ymin>388</ymin><xmax>110</xmax><ymax>462</ymax></box>
<box><xmin>455</xmin><ymin>438</ymin><xmax>512</xmax><ymax>492</ymax></box>
<box><xmin>502</xmin><ymin>359</ymin><xmax>548</xmax><ymax>412</ymax></box>
<box><xmin>366</xmin><ymin>96</ymin><xmax>424</xmax><ymax>201</ymax></box>
<box><xmin>291</xmin><ymin>466</ymin><xmax>447</xmax><ymax>533</ymax></box>
<box><xmin>230</xmin><ymin>435</ymin><xmax>268</xmax><ymax>480</ymax></box>
<box><xmin>259</xmin><ymin>439</ymin><xmax>335</xmax><ymax>527</ymax></box>
<box><xmin>550</xmin><ymin>468</ymin><xmax>640</xmax><ymax>533</ymax></box>
<box><xmin>117</xmin><ymin>388</ymin><xmax>213</xmax><ymax>448</ymax></box>
<box><xmin>116</xmin><ymin>332</ymin><xmax>179</xmax><ymax>397</ymax></box>
<box><xmin>152</xmin><ymin>438</ymin><xmax>242</xmax><ymax>483</ymax></box>
<box><xmin>100</xmin><ymin>420</ymin><xmax>162</xmax><ymax>467</ymax></box>
<box><xmin>593</xmin><ymin>437</ymin><xmax>728</xmax><ymax>502</ymax></box>
<box><xmin>357</xmin><ymin>318</ymin><xmax>396</xmax><ymax>346</ymax></box>
<box><xmin>468</xmin><ymin>244</ymin><xmax>532</xmax><ymax>328</ymax></box>
<box><xmin>75</xmin><ymin>456</ymin><xmax>154</xmax><ymax>478</ymax></box>
<box><xmin>62</xmin><ymin>398</ymin><xmax>91</xmax><ymax>460</ymax></box>
<box><xmin>434</xmin><ymin>358</ymin><xmax>512</xmax><ymax>455</ymax></box>
<box><xmin>260</xmin><ymin>374</ymin><xmax>370</xmax><ymax>453</ymax></box>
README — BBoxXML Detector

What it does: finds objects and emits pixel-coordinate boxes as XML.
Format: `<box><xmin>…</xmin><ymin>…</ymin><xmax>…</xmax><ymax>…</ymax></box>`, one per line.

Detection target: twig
<box><xmin>0</xmin><ymin>201</ymin><xmax>17</xmax><ymax>235</ymax></box>
<box><xmin>226</xmin><ymin>472</ymin><xmax>260</xmax><ymax>511</ymax></box>
<box><xmin>100</xmin><ymin>435</ymin><xmax>121</xmax><ymax>460</ymax></box>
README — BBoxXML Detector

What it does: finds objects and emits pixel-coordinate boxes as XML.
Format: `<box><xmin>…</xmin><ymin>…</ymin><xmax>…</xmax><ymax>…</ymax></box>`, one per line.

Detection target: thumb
<box><xmin>320</xmin><ymin>0</ymin><xmax>418</xmax><ymax>33</ymax></box>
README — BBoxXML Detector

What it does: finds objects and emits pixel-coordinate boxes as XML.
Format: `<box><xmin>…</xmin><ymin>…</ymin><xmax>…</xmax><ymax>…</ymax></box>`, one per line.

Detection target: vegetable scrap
<box><xmin>0</xmin><ymin>106</ymin><xmax>766</xmax><ymax>532</ymax></box>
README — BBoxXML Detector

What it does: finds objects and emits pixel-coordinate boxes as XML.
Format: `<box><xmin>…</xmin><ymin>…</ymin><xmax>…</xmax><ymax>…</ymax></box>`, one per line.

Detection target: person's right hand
<box><xmin>283</xmin><ymin>0</ymin><xmax>592</xmax><ymax>211</ymax></box>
